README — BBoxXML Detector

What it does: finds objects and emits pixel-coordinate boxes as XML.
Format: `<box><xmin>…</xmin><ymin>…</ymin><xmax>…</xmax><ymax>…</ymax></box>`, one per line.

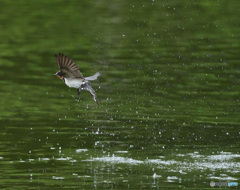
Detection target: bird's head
<box><xmin>54</xmin><ymin>71</ymin><xmax>64</xmax><ymax>80</ymax></box>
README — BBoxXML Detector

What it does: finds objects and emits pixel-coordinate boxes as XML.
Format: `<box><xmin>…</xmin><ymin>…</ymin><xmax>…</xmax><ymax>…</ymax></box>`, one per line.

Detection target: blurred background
<box><xmin>0</xmin><ymin>0</ymin><xmax>239</xmax><ymax>189</ymax></box>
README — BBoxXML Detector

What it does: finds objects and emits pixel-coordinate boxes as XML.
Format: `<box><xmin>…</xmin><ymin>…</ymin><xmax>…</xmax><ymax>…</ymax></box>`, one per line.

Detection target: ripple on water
<box><xmin>82</xmin><ymin>151</ymin><xmax>240</xmax><ymax>174</ymax></box>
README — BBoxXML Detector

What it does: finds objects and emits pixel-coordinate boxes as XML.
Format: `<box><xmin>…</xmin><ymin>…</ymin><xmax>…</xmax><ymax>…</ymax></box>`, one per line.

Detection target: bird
<box><xmin>54</xmin><ymin>53</ymin><xmax>100</xmax><ymax>104</ymax></box>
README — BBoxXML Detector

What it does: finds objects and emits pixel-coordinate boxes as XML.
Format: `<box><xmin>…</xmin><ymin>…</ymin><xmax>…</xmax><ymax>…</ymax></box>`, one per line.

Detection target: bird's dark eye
<box><xmin>57</xmin><ymin>71</ymin><xmax>63</xmax><ymax>76</ymax></box>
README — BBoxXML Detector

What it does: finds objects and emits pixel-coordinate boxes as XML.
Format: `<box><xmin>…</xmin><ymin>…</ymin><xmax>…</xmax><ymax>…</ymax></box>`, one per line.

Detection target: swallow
<box><xmin>54</xmin><ymin>53</ymin><xmax>100</xmax><ymax>104</ymax></box>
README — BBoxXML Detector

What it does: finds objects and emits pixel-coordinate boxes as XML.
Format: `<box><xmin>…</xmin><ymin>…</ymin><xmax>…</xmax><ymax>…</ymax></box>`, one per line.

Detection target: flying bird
<box><xmin>54</xmin><ymin>53</ymin><xmax>100</xmax><ymax>104</ymax></box>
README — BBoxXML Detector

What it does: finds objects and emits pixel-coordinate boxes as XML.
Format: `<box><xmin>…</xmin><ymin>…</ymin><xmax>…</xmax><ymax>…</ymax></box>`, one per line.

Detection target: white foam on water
<box><xmin>208</xmin><ymin>176</ymin><xmax>238</xmax><ymax>181</ymax></box>
<box><xmin>153</xmin><ymin>173</ymin><xmax>162</xmax><ymax>178</ymax></box>
<box><xmin>52</xmin><ymin>176</ymin><xmax>64</xmax><ymax>180</ymax></box>
<box><xmin>82</xmin><ymin>151</ymin><xmax>240</xmax><ymax>174</ymax></box>
<box><xmin>207</xmin><ymin>154</ymin><xmax>240</xmax><ymax>161</ymax></box>
<box><xmin>85</xmin><ymin>156</ymin><xmax>144</xmax><ymax>164</ymax></box>
<box><xmin>76</xmin><ymin>149</ymin><xmax>88</xmax><ymax>153</ymax></box>
<box><xmin>115</xmin><ymin>151</ymin><xmax>128</xmax><ymax>153</ymax></box>
<box><xmin>148</xmin><ymin>159</ymin><xmax>179</xmax><ymax>165</ymax></box>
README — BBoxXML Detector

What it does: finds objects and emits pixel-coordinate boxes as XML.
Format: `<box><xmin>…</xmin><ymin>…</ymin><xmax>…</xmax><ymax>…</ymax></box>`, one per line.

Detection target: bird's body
<box><xmin>65</xmin><ymin>78</ymin><xmax>84</xmax><ymax>88</ymax></box>
<box><xmin>54</xmin><ymin>53</ymin><xmax>100</xmax><ymax>104</ymax></box>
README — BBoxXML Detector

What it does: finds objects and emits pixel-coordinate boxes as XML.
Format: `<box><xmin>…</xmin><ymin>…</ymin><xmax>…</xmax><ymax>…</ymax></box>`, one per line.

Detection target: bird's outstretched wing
<box><xmin>55</xmin><ymin>53</ymin><xmax>84</xmax><ymax>79</ymax></box>
<box><xmin>81</xmin><ymin>81</ymin><xmax>98</xmax><ymax>104</ymax></box>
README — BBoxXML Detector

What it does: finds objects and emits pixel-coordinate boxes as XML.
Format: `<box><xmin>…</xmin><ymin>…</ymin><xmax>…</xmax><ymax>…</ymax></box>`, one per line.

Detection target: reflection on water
<box><xmin>0</xmin><ymin>0</ymin><xmax>240</xmax><ymax>189</ymax></box>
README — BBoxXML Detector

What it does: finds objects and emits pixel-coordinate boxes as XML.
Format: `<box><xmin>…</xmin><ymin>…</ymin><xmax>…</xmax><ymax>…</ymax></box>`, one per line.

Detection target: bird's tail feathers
<box><xmin>85</xmin><ymin>72</ymin><xmax>100</xmax><ymax>81</ymax></box>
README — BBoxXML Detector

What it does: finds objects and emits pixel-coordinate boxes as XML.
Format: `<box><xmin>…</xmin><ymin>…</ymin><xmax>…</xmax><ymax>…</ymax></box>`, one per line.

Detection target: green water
<box><xmin>0</xmin><ymin>1</ymin><xmax>239</xmax><ymax>189</ymax></box>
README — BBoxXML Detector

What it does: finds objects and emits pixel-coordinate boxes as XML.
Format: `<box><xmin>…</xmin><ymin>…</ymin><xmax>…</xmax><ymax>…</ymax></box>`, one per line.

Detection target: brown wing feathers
<box><xmin>55</xmin><ymin>53</ymin><xmax>84</xmax><ymax>79</ymax></box>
